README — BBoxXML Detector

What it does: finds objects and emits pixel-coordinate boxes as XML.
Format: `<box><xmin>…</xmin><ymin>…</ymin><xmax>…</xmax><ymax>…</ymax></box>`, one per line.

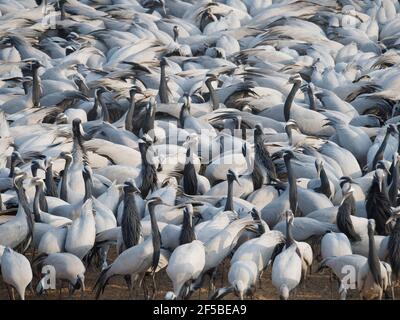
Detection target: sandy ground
<box><xmin>0</xmin><ymin>247</ymin><xmax>397</xmax><ymax>300</ymax></box>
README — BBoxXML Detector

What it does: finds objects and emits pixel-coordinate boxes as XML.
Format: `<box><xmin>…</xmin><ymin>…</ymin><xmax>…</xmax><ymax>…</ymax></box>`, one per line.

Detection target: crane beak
<box><xmin>38</xmin><ymin>161</ymin><xmax>46</xmax><ymax>172</ymax></box>
<box><xmin>322</xmin><ymin>120</ymin><xmax>333</xmax><ymax>127</ymax></box>
<box><xmin>233</xmin><ymin>174</ymin><xmax>241</xmax><ymax>186</ymax></box>
<box><xmin>15</xmin><ymin>152</ymin><xmax>24</xmax><ymax>164</ymax></box>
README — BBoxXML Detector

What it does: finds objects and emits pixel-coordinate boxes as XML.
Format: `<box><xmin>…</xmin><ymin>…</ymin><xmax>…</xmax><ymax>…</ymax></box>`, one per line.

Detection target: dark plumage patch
<box><xmin>148</xmin><ymin>200</ymin><xmax>162</xmax><ymax>273</ymax></box>
<box><xmin>45</xmin><ymin>165</ymin><xmax>58</xmax><ymax>197</ymax></box>
<box><xmin>251</xmin><ymin>160</ymin><xmax>264</xmax><ymax>190</ymax></box>
<box><xmin>366</xmin><ymin>177</ymin><xmax>392</xmax><ymax>235</ymax></box>
<box><xmin>121</xmin><ymin>192</ymin><xmax>142</xmax><ymax>249</ymax></box>
<box><xmin>254</xmin><ymin>134</ymin><xmax>277</xmax><ymax>182</ymax></box>
<box><xmin>314</xmin><ymin>167</ymin><xmax>332</xmax><ymax>199</ymax></box>
<box><xmin>388</xmin><ymin>219</ymin><xmax>400</xmax><ymax>280</ymax></box>
<box><xmin>270</xmin><ymin>241</ymin><xmax>285</xmax><ymax>265</ymax></box>
<box><xmin>183</xmin><ymin>149</ymin><xmax>198</xmax><ymax>195</ymax></box>
<box><xmin>93</xmin><ymin>265</ymin><xmax>113</xmax><ymax>299</ymax></box>
<box><xmin>179</xmin><ymin>208</ymin><xmax>196</xmax><ymax>245</ymax></box>
<box><xmin>15</xmin><ymin>181</ymin><xmax>34</xmax><ymax>253</ymax></box>
<box><xmin>139</xmin><ymin>143</ymin><xmax>158</xmax><ymax>199</ymax></box>
<box><xmin>389</xmin><ymin>159</ymin><xmax>400</xmax><ymax>206</ymax></box>
<box><xmin>82</xmin><ymin>167</ymin><xmax>93</xmax><ymax>201</ymax></box>
<box><xmin>337</xmin><ymin>195</ymin><xmax>361</xmax><ymax>242</ymax></box>
<box><xmin>367</xmin><ymin>225</ymin><xmax>383</xmax><ymax>287</ymax></box>
<box><xmin>250</xmin><ymin>208</ymin><xmax>265</xmax><ymax>234</ymax></box>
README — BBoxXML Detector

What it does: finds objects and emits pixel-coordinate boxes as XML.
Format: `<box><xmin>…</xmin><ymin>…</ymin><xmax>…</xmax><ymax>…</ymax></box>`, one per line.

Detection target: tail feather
<box><xmin>93</xmin><ymin>265</ymin><xmax>112</xmax><ymax>299</ymax></box>
<box><xmin>210</xmin><ymin>286</ymin><xmax>234</xmax><ymax>300</ymax></box>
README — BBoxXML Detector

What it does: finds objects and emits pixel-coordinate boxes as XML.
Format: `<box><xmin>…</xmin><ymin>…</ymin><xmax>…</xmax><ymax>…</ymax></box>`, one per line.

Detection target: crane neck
<box><xmin>372</xmin><ymin>129</ymin><xmax>391</xmax><ymax>169</ymax></box>
<box><xmin>285</xmin><ymin>157</ymin><xmax>299</xmax><ymax>216</ymax></box>
<box><xmin>307</xmin><ymin>85</ymin><xmax>316</xmax><ymax>111</ymax></box>
<box><xmin>285</xmin><ymin>218</ymin><xmax>295</xmax><ymax>248</ymax></box>
<box><xmin>121</xmin><ymin>190</ymin><xmax>141</xmax><ymax>248</ymax></box>
<box><xmin>224</xmin><ymin>177</ymin><xmax>235</xmax><ymax>212</ymax></box>
<box><xmin>148</xmin><ymin>202</ymin><xmax>161</xmax><ymax>272</ymax></box>
<box><xmin>45</xmin><ymin>163</ymin><xmax>57</xmax><ymax>197</ymax></box>
<box><xmin>389</xmin><ymin>159</ymin><xmax>400</xmax><ymax>206</ymax></box>
<box><xmin>368</xmin><ymin>227</ymin><xmax>383</xmax><ymax>286</ymax></box>
<box><xmin>125</xmin><ymin>91</ymin><xmax>136</xmax><ymax>132</ymax></box>
<box><xmin>179</xmin><ymin>209</ymin><xmax>196</xmax><ymax>245</ymax></box>
<box><xmin>179</xmin><ymin>103</ymin><xmax>190</xmax><ymax>128</ymax></box>
<box><xmin>99</xmin><ymin>95</ymin><xmax>110</xmax><ymax>123</ymax></box>
<box><xmin>285</xmin><ymin>125</ymin><xmax>294</xmax><ymax>146</ymax></box>
<box><xmin>83</xmin><ymin>171</ymin><xmax>93</xmax><ymax>202</ymax></box>
<box><xmin>206</xmin><ymin>79</ymin><xmax>219</xmax><ymax>110</ymax></box>
<box><xmin>159</xmin><ymin>63</ymin><xmax>169</xmax><ymax>104</ymax></box>
<box><xmin>60</xmin><ymin>158</ymin><xmax>71</xmax><ymax>201</ymax></box>
<box><xmin>183</xmin><ymin>146</ymin><xmax>198</xmax><ymax>195</ymax></box>
<box><xmin>284</xmin><ymin>81</ymin><xmax>301</xmax><ymax>122</ymax></box>
<box><xmin>9</xmin><ymin>157</ymin><xmax>18</xmax><ymax>178</ymax></box>
<box><xmin>32</xmin><ymin>66</ymin><xmax>41</xmax><ymax>107</ymax></box>
<box><xmin>16</xmin><ymin>182</ymin><xmax>34</xmax><ymax>227</ymax></box>
<box><xmin>60</xmin><ymin>1</ymin><xmax>66</xmax><ymax>20</ymax></box>
<box><xmin>33</xmin><ymin>183</ymin><xmax>42</xmax><ymax>222</ymax></box>
<box><xmin>319</xmin><ymin>166</ymin><xmax>330</xmax><ymax>194</ymax></box>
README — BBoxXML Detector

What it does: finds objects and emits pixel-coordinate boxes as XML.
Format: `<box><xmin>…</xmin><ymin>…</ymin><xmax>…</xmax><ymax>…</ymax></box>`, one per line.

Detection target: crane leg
<box><xmin>124</xmin><ymin>275</ymin><xmax>133</xmax><ymax>299</ymax></box>
<box><xmin>302</xmin><ymin>267</ymin><xmax>307</xmax><ymax>289</ymax></box>
<box><xmin>151</xmin><ymin>272</ymin><xmax>157</xmax><ymax>300</ymax></box>
<box><xmin>258</xmin><ymin>271</ymin><xmax>263</xmax><ymax>289</ymax></box>
<box><xmin>391</xmin><ymin>284</ymin><xmax>395</xmax><ymax>300</ymax></box>
<box><xmin>31</xmin><ymin>248</ymin><xmax>36</xmax><ymax>264</ymax></box>
<box><xmin>6</xmin><ymin>284</ymin><xmax>15</xmax><ymax>300</ymax></box>
<box><xmin>220</xmin><ymin>262</ymin><xmax>225</xmax><ymax>287</ymax></box>
<box><xmin>141</xmin><ymin>274</ymin><xmax>149</xmax><ymax>300</ymax></box>
<box><xmin>208</xmin><ymin>269</ymin><xmax>217</xmax><ymax>295</ymax></box>
<box><xmin>68</xmin><ymin>283</ymin><xmax>74</xmax><ymax>298</ymax></box>
<box><xmin>292</xmin><ymin>287</ymin><xmax>298</xmax><ymax>300</ymax></box>
<box><xmin>100</xmin><ymin>246</ymin><xmax>110</xmax><ymax>271</ymax></box>
<box><xmin>59</xmin><ymin>280</ymin><xmax>63</xmax><ymax>299</ymax></box>
<box><xmin>28</xmin><ymin>282</ymin><xmax>34</xmax><ymax>296</ymax></box>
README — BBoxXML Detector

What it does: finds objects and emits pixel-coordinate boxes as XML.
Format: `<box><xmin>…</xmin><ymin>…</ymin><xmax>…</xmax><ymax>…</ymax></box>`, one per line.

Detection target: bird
<box><xmin>1</xmin><ymin>247</ymin><xmax>33</xmax><ymax>300</ymax></box>
<box><xmin>64</xmin><ymin>198</ymin><xmax>96</xmax><ymax>261</ymax></box>
<box><xmin>2</xmin><ymin>0</ymin><xmax>400</xmax><ymax>302</ymax></box>
<box><xmin>93</xmin><ymin>197</ymin><xmax>163</xmax><ymax>299</ymax></box>
<box><xmin>271</xmin><ymin>210</ymin><xmax>302</xmax><ymax>300</ymax></box>
<box><xmin>210</xmin><ymin>260</ymin><xmax>258</xmax><ymax>300</ymax></box>
<box><xmin>33</xmin><ymin>252</ymin><xmax>86</xmax><ymax>298</ymax></box>
<box><xmin>165</xmin><ymin>240</ymin><xmax>205</xmax><ymax>300</ymax></box>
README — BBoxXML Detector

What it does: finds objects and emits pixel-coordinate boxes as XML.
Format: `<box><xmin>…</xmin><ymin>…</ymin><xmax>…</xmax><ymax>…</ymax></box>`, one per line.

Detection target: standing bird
<box><xmin>138</xmin><ymin>137</ymin><xmax>158</xmax><ymax>199</ymax></box>
<box><xmin>0</xmin><ymin>173</ymin><xmax>34</xmax><ymax>251</ymax></box>
<box><xmin>34</xmin><ymin>252</ymin><xmax>86</xmax><ymax>297</ymax></box>
<box><xmin>1</xmin><ymin>247</ymin><xmax>33</xmax><ymax>300</ymax></box>
<box><xmin>320</xmin><ymin>231</ymin><xmax>352</xmax><ymax>260</ymax></box>
<box><xmin>94</xmin><ymin>197</ymin><xmax>162</xmax><ymax>299</ymax></box>
<box><xmin>165</xmin><ymin>239</ymin><xmax>205</xmax><ymax>300</ymax></box>
<box><xmin>312</xmin><ymin>159</ymin><xmax>333</xmax><ymax>200</ymax></box>
<box><xmin>65</xmin><ymin>198</ymin><xmax>96</xmax><ymax>261</ymax></box>
<box><xmin>271</xmin><ymin>210</ymin><xmax>302</xmax><ymax>300</ymax></box>
<box><xmin>211</xmin><ymin>260</ymin><xmax>258</xmax><ymax>300</ymax></box>
<box><xmin>284</xmin><ymin>150</ymin><xmax>301</xmax><ymax>216</ymax></box>
<box><xmin>158</xmin><ymin>57</ymin><xmax>170</xmax><ymax>104</ymax></box>
<box><xmin>358</xmin><ymin>220</ymin><xmax>392</xmax><ymax>300</ymax></box>
<box><xmin>120</xmin><ymin>180</ymin><xmax>142</xmax><ymax>252</ymax></box>
<box><xmin>366</xmin><ymin>168</ymin><xmax>392</xmax><ymax>235</ymax></box>
<box><xmin>254</xmin><ymin>124</ymin><xmax>277</xmax><ymax>184</ymax></box>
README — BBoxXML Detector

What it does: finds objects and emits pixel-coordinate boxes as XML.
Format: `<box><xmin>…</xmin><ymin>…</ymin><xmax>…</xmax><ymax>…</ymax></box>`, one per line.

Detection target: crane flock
<box><xmin>1</xmin><ymin>0</ymin><xmax>400</xmax><ymax>300</ymax></box>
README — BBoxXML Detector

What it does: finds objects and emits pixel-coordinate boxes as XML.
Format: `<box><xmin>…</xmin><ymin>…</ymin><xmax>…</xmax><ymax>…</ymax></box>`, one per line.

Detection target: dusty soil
<box><xmin>0</xmin><ymin>247</ymin><xmax>397</xmax><ymax>300</ymax></box>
